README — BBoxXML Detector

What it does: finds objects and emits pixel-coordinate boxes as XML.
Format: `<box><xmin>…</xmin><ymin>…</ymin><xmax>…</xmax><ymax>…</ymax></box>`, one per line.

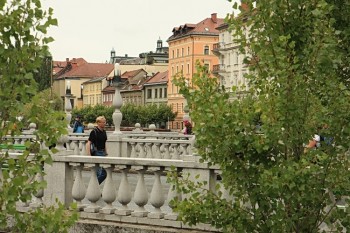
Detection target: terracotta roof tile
<box><xmin>54</xmin><ymin>59</ymin><xmax>114</xmax><ymax>79</ymax></box>
<box><xmin>121</xmin><ymin>69</ymin><xmax>145</xmax><ymax>79</ymax></box>
<box><xmin>168</xmin><ymin>13</ymin><xmax>224</xmax><ymax>41</ymax></box>
<box><xmin>145</xmin><ymin>71</ymin><xmax>168</xmax><ymax>85</ymax></box>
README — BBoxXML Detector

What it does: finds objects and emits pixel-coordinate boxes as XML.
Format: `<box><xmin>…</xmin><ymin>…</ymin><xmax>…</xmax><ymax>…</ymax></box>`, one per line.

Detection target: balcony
<box><xmin>212</xmin><ymin>42</ymin><xmax>224</xmax><ymax>56</ymax></box>
<box><xmin>212</xmin><ymin>64</ymin><xmax>226</xmax><ymax>75</ymax></box>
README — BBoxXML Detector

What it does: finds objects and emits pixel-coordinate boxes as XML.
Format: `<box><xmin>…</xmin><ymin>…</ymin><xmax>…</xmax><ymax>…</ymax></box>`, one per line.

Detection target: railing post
<box><xmin>43</xmin><ymin>160</ymin><xmax>74</xmax><ymax>208</ymax></box>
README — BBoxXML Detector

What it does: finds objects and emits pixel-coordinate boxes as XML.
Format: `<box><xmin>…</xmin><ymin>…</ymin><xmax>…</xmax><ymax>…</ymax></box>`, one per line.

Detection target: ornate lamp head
<box><xmin>111</xmin><ymin>63</ymin><xmax>126</xmax><ymax>87</ymax></box>
<box><xmin>66</xmin><ymin>80</ymin><xmax>71</xmax><ymax>96</ymax></box>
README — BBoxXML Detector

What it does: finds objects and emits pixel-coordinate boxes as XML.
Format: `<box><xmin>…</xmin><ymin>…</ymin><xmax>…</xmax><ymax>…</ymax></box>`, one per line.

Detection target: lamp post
<box><xmin>111</xmin><ymin>63</ymin><xmax>125</xmax><ymax>134</ymax></box>
<box><xmin>65</xmin><ymin>80</ymin><xmax>72</xmax><ymax>129</ymax></box>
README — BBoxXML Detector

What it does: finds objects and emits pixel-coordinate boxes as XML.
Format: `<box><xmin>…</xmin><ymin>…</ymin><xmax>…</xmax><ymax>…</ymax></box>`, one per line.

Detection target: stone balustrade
<box><xmin>42</xmin><ymin>155</ymin><xmax>222</xmax><ymax>231</ymax></box>
<box><xmin>64</xmin><ymin>128</ymin><xmax>194</xmax><ymax>160</ymax></box>
<box><xmin>0</xmin><ymin>126</ymin><xmax>228</xmax><ymax>232</ymax></box>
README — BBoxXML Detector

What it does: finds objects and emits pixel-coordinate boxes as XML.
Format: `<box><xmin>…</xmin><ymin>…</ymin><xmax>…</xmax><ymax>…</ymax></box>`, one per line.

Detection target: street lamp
<box><xmin>110</xmin><ymin>63</ymin><xmax>126</xmax><ymax>134</ymax></box>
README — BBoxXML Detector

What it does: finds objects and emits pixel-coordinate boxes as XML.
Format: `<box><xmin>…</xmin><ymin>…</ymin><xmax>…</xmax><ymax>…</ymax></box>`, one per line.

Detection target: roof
<box><xmin>168</xmin><ymin>13</ymin><xmax>224</xmax><ymax>42</ymax></box>
<box><xmin>82</xmin><ymin>77</ymin><xmax>106</xmax><ymax>84</ymax></box>
<box><xmin>53</xmin><ymin>58</ymin><xmax>87</xmax><ymax>76</ymax></box>
<box><xmin>121</xmin><ymin>69</ymin><xmax>146</xmax><ymax>79</ymax></box>
<box><xmin>54</xmin><ymin>58</ymin><xmax>114</xmax><ymax>80</ymax></box>
<box><xmin>144</xmin><ymin>71</ymin><xmax>168</xmax><ymax>86</ymax></box>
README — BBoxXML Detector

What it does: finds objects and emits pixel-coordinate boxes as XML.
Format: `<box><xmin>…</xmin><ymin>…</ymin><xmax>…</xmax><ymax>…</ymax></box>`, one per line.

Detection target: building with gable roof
<box><xmin>144</xmin><ymin>71</ymin><xmax>168</xmax><ymax>106</ymax></box>
<box><xmin>102</xmin><ymin>69</ymin><xmax>148</xmax><ymax>106</ymax></box>
<box><xmin>167</xmin><ymin>13</ymin><xmax>224</xmax><ymax>130</ymax></box>
<box><xmin>53</xmin><ymin>58</ymin><xmax>114</xmax><ymax>109</ymax></box>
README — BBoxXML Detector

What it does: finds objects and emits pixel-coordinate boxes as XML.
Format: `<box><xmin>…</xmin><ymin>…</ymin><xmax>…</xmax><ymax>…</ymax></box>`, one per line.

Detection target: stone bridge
<box><xmin>1</xmin><ymin>125</ymin><xmax>231</xmax><ymax>233</ymax></box>
<box><xmin>0</xmin><ymin>87</ymin><xmax>231</xmax><ymax>232</ymax></box>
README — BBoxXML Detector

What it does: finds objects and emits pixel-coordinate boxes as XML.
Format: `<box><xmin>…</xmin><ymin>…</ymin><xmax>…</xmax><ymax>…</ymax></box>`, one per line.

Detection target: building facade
<box><xmin>53</xmin><ymin>58</ymin><xmax>114</xmax><ymax>109</ymax></box>
<box><xmin>167</xmin><ymin>13</ymin><xmax>224</xmax><ymax>130</ymax></box>
<box><xmin>144</xmin><ymin>71</ymin><xmax>168</xmax><ymax>106</ymax></box>
<box><xmin>212</xmin><ymin>23</ymin><xmax>249</xmax><ymax>96</ymax></box>
<box><xmin>102</xmin><ymin>69</ymin><xmax>148</xmax><ymax>106</ymax></box>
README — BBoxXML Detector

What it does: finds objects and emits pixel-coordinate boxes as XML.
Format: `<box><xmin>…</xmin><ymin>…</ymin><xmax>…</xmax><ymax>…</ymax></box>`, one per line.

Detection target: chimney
<box><xmin>66</xmin><ymin>58</ymin><xmax>69</xmax><ymax>62</ymax></box>
<box><xmin>211</xmin><ymin>13</ymin><xmax>217</xmax><ymax>23</ymax></box>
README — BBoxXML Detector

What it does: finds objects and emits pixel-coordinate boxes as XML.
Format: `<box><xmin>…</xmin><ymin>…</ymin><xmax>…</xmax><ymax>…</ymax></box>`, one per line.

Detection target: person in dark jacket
<box><xmin>86</xmin><ymin>116</ymin><xmax>108</xmax><ymax>184</ymax></box>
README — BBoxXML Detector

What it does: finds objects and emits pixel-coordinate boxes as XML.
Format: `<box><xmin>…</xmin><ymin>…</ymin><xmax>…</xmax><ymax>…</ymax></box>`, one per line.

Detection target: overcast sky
<box><xmin>41</xmin><ymin>0</ymin><xmax>235</xmax><ymax>63</ymax></box>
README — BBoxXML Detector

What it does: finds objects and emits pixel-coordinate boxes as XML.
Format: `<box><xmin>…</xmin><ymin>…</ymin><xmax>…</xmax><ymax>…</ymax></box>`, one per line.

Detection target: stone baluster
<box><xmin>138</xmin><ymin>142</ymin><xmax>145</xmax><ymax>158</ymax></box>
<box><xmin>100</xmin><ymin>165</ymin><xmax>117</xmax><ymax>214</ymax></box>
<box><xmin>80</xmin><ymin>141</ymin><xmax>87</xmax><ymax>155</ymax></box>
<box><xmin>131</xmin><ymin>166</ymin><xmax>149</xmax><ymax>217</ymax></box>
<box><xmin>20</xmin><ymin>137</ymin><xmax>26</xmax><ymax>145</ymax></box>
<box><xmin>170</xmin><ymin>143</ymin><xmax>179</xmax><ymax>160</ymax></box>
<box><xmin>164</xmin><ymin>168</ymin><xmax>182</xmax><ymax>220</ymax></box>
<box><xmin>115</xmin><ymin>166</ymin><xmax>132</xmax><ymax>216</ymax></box>
<box><xmin>162</xmin><ymin>143</ymin><xmax>170</xmax><ymax>159</ymax></box>
<box><xmin>145</xmin><ymin>142</ymin><xmax>153</xmax><ymax>158</ymax></box>
<box><xmin>179</xmin><ymin>143</ymin><xmax>188</xmax><ymax>156</ymax></box>
<box><xmin>55</xmin><ymin>134</ymin><xmax>68</xmax><ymax>153</ymax></box>
<box><xmin>71</xmin><ymin>163</ymin><xmax>87</xmax><ymax>211</ymax></box>
<box><xmin>130</xmin><ymin>142</ymin><xmax>136</xmax><ymax>158</ymax></box>
<box><xmin>84</xmin><ymin>164</ymin><xmax>101</xmax><ymax>213</ymax></box>
<box><xmin>73</xmin><ymin>141</ymin><xmax>80</xmax><ymax>155</ymax></box>
<box><xmin>148</xmin><ymin>167</ymin><xmax>165</xmax><ymax>219</ymax></box>
<box><xmin>152</xmin><ymin>142</ymin><xmax>161</xmax><ymax>159</ymax></box>
<box><xmin>159</xmin><ymin>144</ymin><xmax>164</xmax><ymax>158</ymax></box>
<box><xmin>64</xmin><ymin>140</ymin><xmax>71</xmax><ymax>151</ymax></box>
<box><xmin>30</xmin><ymin>172</ymin><xmax>44</xmax><ymax>208</ymax></box>
<box><xmin>14</xmin><ymin>137</ymin><xmax>20</xmax><ymax>145</ymax></box>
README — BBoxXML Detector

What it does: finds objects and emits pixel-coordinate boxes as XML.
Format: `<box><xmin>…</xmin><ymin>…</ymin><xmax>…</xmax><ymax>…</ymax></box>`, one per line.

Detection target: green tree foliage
<box><xmin>171</xmin><ymin>0</ymin><xmax>350</xmax><ymax>232</ymax></box>
<box><xmin>0</xmin><ymin>0</ymin><xmax>77</xmax><ymax>232</ymax></box>
<box><xmin>72</xmin><ymin>103</ymin><xmax>176</xmax><ymax>128</ymax></box>
<box><xmin>327</xmin><ymin>0</ymin><xmax>350</xmax><ymax>85</ymax></box>
<box><xmin>33</xmin><ymin>55</ymin><xmax>52</xmax><ymax>92</ymax></box>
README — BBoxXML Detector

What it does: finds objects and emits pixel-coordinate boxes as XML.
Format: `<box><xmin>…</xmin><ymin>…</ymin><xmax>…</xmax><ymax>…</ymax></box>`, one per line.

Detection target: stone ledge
<box><xmin>76</xmin><ymin>213</ymin><xmax>220</xmax><ymax>232</ymax></box>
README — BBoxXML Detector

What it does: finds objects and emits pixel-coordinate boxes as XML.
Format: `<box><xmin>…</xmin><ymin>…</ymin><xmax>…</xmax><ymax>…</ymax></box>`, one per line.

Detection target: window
<box><xmin>164</xmin><ymin>88</ymin><xmax>167</xmax><ymax>97</ymax></box>
<box><xmin>187</xmin><ymin>47</ymin><xmax>190</xmax><ymax>55</ymax></box>
<box><xmin>147</xmin><ymin>89</ymin><xmax>152</xmax><ymax>99</ymax></box>
<box><xmin>154</xmin><ymin>89</ymin><xmax>158</xmax><ymax>98</ymax></box>
<box><xmin>172</xmin><ymin>50</ymin><xmax>174</xmax><ymax>58</ymax></box>
<box><xmin>204</xmin><ymin>63</ymin><xmax>210</xmax><ymax>72</ymax></box>
<box><xmin>177</xmin><ymin>49</ymin><xmax>179</xmax><ymax>57</ymax></box>
<box><xmin>204</xmin><ymin>46</ymin><xmax>209</xmax><ymax>55</ymax></box>
<box><xmin>159</xmin><ymin>88</ymin><xmax>163</xmax><ymax>98</ymax></box>
<box><xmin>182</xmin><ymin>48</ymin><xmax>184</xmax><ymax>57</ymax></box>
<box><xmin>235</xmin><ymin>52</ymin><xmax>239</xmax><ymax>64</ymax></box>
<box><xmin>187</xmin><ymin>63</ymin><xmax>190</xmax><ymax>74</ymax></box>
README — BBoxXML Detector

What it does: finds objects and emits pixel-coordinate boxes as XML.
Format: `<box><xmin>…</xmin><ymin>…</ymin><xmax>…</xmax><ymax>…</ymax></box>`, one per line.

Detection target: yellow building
<box><xmin>53</xmin><ymin>58</ymin><xmax>114</xmax><ymax>109</ymax></box>
<box><xmin>167</xmin><ymin>13</ymin><xmax>224</xmax><ymax>130</ymax></box>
